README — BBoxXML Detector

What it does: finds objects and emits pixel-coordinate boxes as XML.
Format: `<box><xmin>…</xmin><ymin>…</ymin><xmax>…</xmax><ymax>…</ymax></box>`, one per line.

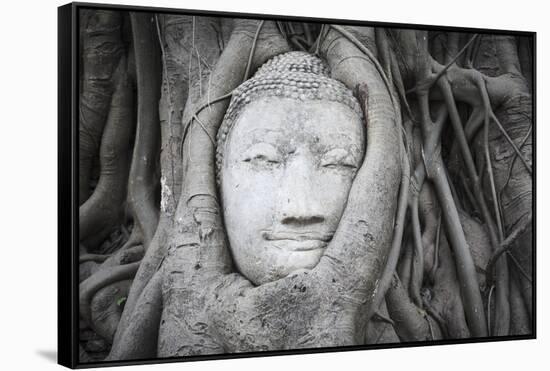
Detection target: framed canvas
<box><xmin>58</xmin><ymin>2</ymin><xmax>536</xmax><ymax>368</ymax></box>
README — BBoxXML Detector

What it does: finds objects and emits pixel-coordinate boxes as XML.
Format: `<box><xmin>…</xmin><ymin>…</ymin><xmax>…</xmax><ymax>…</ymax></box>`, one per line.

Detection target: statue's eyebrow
<box><xmin>312</xmin><ymin>133</ymin><xmax>363</xmax><ymax>153</ymax></box>
<box><xmin>322</xmin><ymin>143</ymin><xmax>361</xmax><ymax>153</ymax></box>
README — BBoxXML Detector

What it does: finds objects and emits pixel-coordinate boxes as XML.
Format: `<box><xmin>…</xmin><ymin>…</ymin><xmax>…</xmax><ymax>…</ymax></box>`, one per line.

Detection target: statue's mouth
<box><xmin>261</xmin><ymin>230</ymin><xmax>333</xmax><ymax>251</ymax></box>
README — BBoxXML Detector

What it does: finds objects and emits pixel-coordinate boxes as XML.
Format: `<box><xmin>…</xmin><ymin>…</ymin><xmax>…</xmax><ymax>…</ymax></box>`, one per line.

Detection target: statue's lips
<box><xmin>262</xmin><ymin>231</ymin><xmax>333</xmax><ymax>252</ymax></box>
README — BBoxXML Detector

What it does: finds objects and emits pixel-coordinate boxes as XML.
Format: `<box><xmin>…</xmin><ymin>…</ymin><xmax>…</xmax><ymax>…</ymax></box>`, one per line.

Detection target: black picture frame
<box><xmin>58</xmin><ymin>2</ymin><xmax>536</xmax><ymax>368</ymax></box>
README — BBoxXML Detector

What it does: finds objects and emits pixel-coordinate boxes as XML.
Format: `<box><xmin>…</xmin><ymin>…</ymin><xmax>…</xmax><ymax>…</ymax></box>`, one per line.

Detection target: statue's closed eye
<box><xmin>320</xmin><ymin>148</ymin><xmax>357</xmax><ymax>170</ymax></box>
<box><xmin>242</xmin><ymin>143</ymin><xmax>282</xmax><ymax>166</ymax></box>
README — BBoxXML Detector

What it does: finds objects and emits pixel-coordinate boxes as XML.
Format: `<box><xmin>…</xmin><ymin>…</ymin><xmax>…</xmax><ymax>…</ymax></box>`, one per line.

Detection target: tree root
<box><xmin>127</xmin><ymin>12</ymin><xmax>162</xmax><ymax>249</ymax></box>
<box><xmin>90</xmin><ymin>279</ymin><xmax>133</xmax><ymax>342</ymax></box>
<box><xmin>80</xmin><ymin>253</ymin><xmax>110</xmax><ymax>264</ymax></box>
<box><xmin>111</xmin><ymin>216</ymin><xmax>169</xmax><ymax>348</ymax></box>
<box><xmin>79</xmin><ymin>59</ymin><xmax>135</xmax><ymax>249</ymax></box>
<box><xmin>386</xmin><ymin>274</ymin><xmax>441</xmax><ymax>342</ymax></box>
<box><xmin>107</xmin><ymin>270</ymin><xmax>163</xmax><ymax>360</ymax></box>
<box><xmin>80</xmin><ymin>261</ymin><xmax>141</xmax><ymax>330</ymax></box>
<box><xmin>79</xmin><ymin>10</ymin><xmax>125</xmax><ymax>205</ymax></box>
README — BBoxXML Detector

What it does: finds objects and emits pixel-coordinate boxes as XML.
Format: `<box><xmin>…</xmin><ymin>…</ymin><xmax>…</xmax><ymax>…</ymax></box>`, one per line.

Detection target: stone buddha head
<box><xmin>216</xmin><ymin>52</ymin><xmax>366</xmax><ymax>286</ymax></box>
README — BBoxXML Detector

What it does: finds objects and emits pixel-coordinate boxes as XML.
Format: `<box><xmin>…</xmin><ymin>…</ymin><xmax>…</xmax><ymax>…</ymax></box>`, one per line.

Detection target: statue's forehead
<box><xmin>228</xmin><ymin>97</ymin><xmax>364</xmax><ymax>146</ymax></box>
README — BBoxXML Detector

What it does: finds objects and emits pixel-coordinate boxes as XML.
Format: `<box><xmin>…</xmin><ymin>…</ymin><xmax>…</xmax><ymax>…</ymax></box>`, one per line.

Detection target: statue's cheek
<box><xmin>314</xmin><ymin>173</ymin><xmax>355</xmax><ymax>223</ymax></box>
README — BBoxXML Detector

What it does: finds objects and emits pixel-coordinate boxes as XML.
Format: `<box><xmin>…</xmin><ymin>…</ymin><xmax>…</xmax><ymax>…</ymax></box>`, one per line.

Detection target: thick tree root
<box><xmin>386</xmin><ymin>274</ymin><xmax>441</xmax><ymax>342</ymax></box>
<box><xmin>127</xmin><ymin>12</ymin><xmax>162</xmax><ymax>248</ymax></box>
<box><xmin>79</xmin><ymin>10</ymin><xmax>125</xmax><ymax>205</ymax></box>
<box><xmin>80</xmin><ymin>262</ymin><xmax>141</xmax><ymax>330</ymax></box>
<box><xmin>79</xmin><ymin>60</ymin><xmax>135</xmax><ymax>249</ymax></box>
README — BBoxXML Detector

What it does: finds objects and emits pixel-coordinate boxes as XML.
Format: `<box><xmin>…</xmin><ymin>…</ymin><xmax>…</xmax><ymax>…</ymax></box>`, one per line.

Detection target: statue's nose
<box><xmin>277</xmin><ymin>155</ymin><xmax>325</xmax><ymax>226</ymax></box>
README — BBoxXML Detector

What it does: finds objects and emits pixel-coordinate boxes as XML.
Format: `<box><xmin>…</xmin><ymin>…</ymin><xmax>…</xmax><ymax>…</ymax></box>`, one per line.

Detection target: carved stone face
<box><xmin>220</xmin><ymin>97</ymin><xmax>365</xmax><ymax>285</ymax></box>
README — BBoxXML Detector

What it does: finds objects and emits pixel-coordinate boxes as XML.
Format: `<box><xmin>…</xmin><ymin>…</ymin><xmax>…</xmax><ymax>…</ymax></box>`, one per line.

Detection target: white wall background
<box><xmin>0</xmin><ymin>0</ymin><xmax>546</xmax><ymax>369</ymax></box>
